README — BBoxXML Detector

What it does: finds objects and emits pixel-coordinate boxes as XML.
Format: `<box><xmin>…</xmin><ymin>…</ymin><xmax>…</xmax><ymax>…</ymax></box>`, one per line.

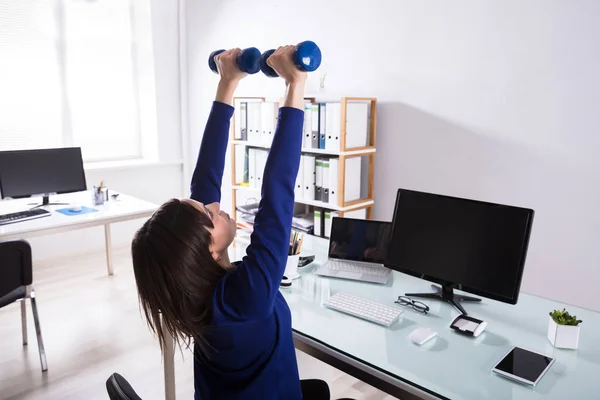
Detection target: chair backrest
<box><xmin>106</xmin><ymin>373</ymin><xmax>143</xmax><ymax>400</ymax></box>
<box><xmin>0</xmin><ymin>240</ymin><xmax>32</xmax><ymax>299</ymax></box>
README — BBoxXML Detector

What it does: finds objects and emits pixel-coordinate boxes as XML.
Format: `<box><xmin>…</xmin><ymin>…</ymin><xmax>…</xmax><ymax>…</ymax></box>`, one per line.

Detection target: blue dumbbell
<box><xmin>259</xmin><ymin>41</ymin><xmax>322</xmax><ymax>78</ymax></box>
<box><xmin>208</xmin><ymin>47</ymin><xmax>262</xmax><ymax>74</ymax></box>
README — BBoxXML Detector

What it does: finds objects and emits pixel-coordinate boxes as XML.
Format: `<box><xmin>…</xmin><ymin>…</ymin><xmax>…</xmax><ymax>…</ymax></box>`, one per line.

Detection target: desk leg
<box><xmin>163</xmin><ymin>331</ymin><xmax>176</xmax><ymax>400</ymax></box>
<box><xmin>104</xmin><ymin>224</ymin><xmax>113</xmax><ymax>276</ymax></box>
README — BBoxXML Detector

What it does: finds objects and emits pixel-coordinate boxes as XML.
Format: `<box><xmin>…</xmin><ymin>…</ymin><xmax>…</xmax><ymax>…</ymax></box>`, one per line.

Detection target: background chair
<box><xmin>0</xmin><ymin>240</ymin><xmax>47</xmax><ymax>372</ymax></box>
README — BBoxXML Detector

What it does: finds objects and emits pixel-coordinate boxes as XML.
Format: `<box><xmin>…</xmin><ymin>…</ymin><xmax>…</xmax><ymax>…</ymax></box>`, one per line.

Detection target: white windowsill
<box><xmin>84</xmin><ymin>159</ymin><xmax>184</xmax><ymax>172</ymax></box>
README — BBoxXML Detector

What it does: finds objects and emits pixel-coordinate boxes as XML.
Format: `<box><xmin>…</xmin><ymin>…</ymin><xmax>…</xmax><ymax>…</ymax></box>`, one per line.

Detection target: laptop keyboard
<box><xmin>325</xmin><ymin>260</ymin><xmax>389</xmax><ymax>276</ymax></box>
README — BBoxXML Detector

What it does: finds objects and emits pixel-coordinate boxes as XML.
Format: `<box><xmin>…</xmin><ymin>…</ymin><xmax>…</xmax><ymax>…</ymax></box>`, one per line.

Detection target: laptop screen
<box><xmin>328</xmin><ymin>218</ymin><xmax>392</xmax><ymax>264</ymax></box>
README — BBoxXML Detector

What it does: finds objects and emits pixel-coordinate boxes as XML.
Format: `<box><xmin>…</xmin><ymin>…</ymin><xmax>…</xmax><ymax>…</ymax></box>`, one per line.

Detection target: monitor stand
<box><xmin>405</xmin><ymin>284</ymin><xmax>481</xmax><ymax>315</ymax></box>
<box><xmin>29</xmin><ymin>195</ymin><xmax>68</xmax><ymax>209</ymax></box>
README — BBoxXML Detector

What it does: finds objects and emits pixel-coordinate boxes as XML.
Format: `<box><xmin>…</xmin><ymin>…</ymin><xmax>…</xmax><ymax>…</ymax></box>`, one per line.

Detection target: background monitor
<box><xmin>329</xmin><ymin>217</ymin><xmax>392</xmax><ymax>264</ymax></box>
<box><xmin>0</xmin><ymin>147</ymin><xmax>87</xmax><ymax>205</ymax></box>
<box><xmin>386</xmin><ymin>188</ymin><xmax>534</xmax><ymax>314</ymax></box>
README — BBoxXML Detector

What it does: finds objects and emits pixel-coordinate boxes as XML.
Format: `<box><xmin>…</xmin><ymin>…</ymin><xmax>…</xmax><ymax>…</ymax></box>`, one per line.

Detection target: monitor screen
<box><xmin>328</xmin><ymin>218</ymin><xmax>391</xmax><ymax>264</ymax></box>
<box><xmin>386</xmin><ymin>189</ymin><xmax>534</xmax><ymax>304</ymax></box>
<box><xmin>0</xmin><ymin>148</ymin><xmax>87</xmax><ymax>199</ymax></box>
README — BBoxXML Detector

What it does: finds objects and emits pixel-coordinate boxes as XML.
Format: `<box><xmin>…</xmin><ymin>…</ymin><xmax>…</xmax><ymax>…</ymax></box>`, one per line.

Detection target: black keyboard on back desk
<box><xmin>0</xmin><ymin>208</ymin><xmax>51</xmax><ymax>226</ymax></box>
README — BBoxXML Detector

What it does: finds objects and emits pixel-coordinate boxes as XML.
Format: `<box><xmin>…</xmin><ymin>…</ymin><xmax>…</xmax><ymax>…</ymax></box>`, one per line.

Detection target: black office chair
<box><xmin>106</xmin><ymin>373</ymin><xmax>355</xmax><ymax>400</ymax></box>
<box><xmin>0</xmin><ymin>240</ymin><xmax>47</xmax><ymax>372</ymax></box>
<box><xmin>106</xmin><ymin>373</ymin><xmax>143</xmax><ymax>400</ymax></box>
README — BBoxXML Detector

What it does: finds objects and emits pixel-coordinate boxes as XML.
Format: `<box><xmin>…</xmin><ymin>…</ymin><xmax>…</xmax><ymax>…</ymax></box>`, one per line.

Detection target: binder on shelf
<box><xmin>261</xmin><ymin>102</ymin><xmax>277</xmax><ymax>146</ymax></box>
<box><xmin>247</xmin><ymin>102</ymin><xmax>262</xmax><ymax>143</ymax></box>
<box><xmin>302</xmin><ymin>155</ymin><xmax>316</xmax><ymax>201</ymax></box>
<box><xmin>345</xmin><ymin>102</ymin><xmax>370</xmax><ymax>148</ymax></box>
<box><xmin>325</xmin><ymin>103</ymin><xmax>341</xmax><ymax>152</ymax></box>
<box><xmin>243</xmin><ymin>147</ymin><xmax>249</xmax><ymax>184</ymax></box>
<box><xmin>328</xmin><ymin>158</ymin><xmax>339</xmax><ymax>205</ymax></box>
<box><xmin>295</xmin><ymin>157</ymin><xmax>304</xmax><ymax>200</ymax></box>
<box><xmin>303</xmin><ymin>102</ymin><xmax>312</xmax><ymax>149</ymax></box>
<box><xmin>343</xmin><ymin>208</ymin><xmax>367</xmax><ymax>220</ymax></box>
<box><xmin>234</xmin><ymin>100</ymin><xmax>242</xmax><ymax>140</ymax></box>
<box><xmin>318</xmin><ymin>103</ymin><xmax>326</xmax><ymax>149</ymax></box>
<box><xmin>315</xmin><ymin>158</ymin><xmax>323</xmax><ymax>201</ymax></box>
<box><xmin>324</xmin><ymin>211</ymin><xmax>338</xmax><ymax>239</ymax></box>
<box><xmin>344</xmin><ymin>157</ymin><xmax>362</xmax><ymax>202</ymax></box>
<box><xmin>240</xmin><ymin>102</ymin><xmax>248</xmax><ymax>141</ymax></box>
<box><xmin>256</xmin><ymin>150</ymin><xmax>268</xmax><ymax>189</ymax></box>
<box><xmin>311</xmin><ymin>104</ymin><xmax>319</xmax><ymax>148</ymax></box>
<box><xmin>321</xmin><ymin>158</ymin><xmax>330</xmax><ymax>203</ymax></box>
<box><xmin>313</xmin><ymin>210</ymin><xmax>322</xmax><ymax>237</ymax></box>
<box><xmin>248</xmin><ymin>148</ymin><xmax>257</xmax><ymax>188</ymax></box>
<box><xmin>234</xmin><ymin>144</ymin><xmax>246</xmax><ymax>184</ymax></box>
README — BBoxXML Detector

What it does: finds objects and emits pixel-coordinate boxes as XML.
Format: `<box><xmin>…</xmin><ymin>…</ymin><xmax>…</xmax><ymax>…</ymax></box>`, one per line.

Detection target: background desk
<box><xmin>0</xmin><ymin>191</ymin><xmax>180</xmax><ymax>400</ymax></box>
<box><xmin>0</xmin><ymin>191</ymin><xmax>157</xmax><ymax>275</ymax></box>
<box><xmin>230</xmin><ymin>235</ymin><xmax>600</xmax><ymax>400</ymax></box>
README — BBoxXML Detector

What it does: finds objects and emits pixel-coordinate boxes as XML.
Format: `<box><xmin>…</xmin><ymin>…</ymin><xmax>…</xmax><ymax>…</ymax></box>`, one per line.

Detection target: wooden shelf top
<box><xmin>230</xmin><ymin>141</ymin><xmax>376</xmax><ymax>157</ymax></box>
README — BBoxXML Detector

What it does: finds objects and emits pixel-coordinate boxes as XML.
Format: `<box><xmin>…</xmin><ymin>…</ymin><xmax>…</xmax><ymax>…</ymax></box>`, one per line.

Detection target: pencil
<box><xmin>296</xmin><ymin>234</ymin><xmax>304</xmax><ymax>255</ymax></box>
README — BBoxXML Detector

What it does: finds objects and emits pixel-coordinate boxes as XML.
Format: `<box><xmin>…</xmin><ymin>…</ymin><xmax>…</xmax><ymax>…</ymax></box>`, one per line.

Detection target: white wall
<box><xmin>29</xmin><ymin>0</ymin><xmax>185</xmax><ymax>262</ymax></box>
<box><xmin>186</xmin><ymin>0</ymin><xmax>600</xmax><ymax>311</ymax></box>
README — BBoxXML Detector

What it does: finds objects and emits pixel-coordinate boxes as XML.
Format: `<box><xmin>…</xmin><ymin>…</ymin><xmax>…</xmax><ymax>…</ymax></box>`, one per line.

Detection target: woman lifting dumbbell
<box><xmin>131</xmin><ymin>46</ymin><xmax>332</xmax><ymax>399</ymax></box>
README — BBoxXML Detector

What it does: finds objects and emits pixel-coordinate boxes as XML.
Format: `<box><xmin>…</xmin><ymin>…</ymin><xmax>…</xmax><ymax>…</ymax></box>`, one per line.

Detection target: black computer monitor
<box><xmin>386</xmin><ymin>188</ymin><xmax>534</xmax><ymax>315</ymax></box>
<box><xmin>0</xmin><ymin>147</ymin><xmax>87</xmax><ymax>206</ymax></box>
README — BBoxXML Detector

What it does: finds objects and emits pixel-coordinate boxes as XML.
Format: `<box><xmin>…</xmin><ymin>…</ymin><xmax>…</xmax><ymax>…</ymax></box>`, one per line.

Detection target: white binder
<box><xmin>302</xmin><ymin>155</ymin><xmax>316</xmax><ymax>201</ymax></box>
<box><xmin>313</xmin><ymin>210</ymin><xmax>322</xmax><ymax>237</ymax></box>
<box><xmin>295</xmin><ymin>157</ymin><xmax>304</xmax><ymax>200</ymax></box>
<box><xmin>324</xmin><ymin>211</ymin><xmax>338</xmax><ymax>239</ymax></box>
<box><xmin>256</xmin><ymin>150</ymin><xmax>268</xmax><ymax>189</ymax></box>
<box><xmin>234</xmin><ymin>99</ymin><xmax>242</xmax><ymax>140</ymax></box>
<box><xmin>248</xmin><ymin>148</ymin><xmax>257</xmax><ymax>188</ymax></box>
<box><xmin>261</xmin><ymin>102</ymin><xmax>277</xmax><ymax>146</ymax></box>
<box><xmin>315</xmin><ymin>158</ymin><xmax>323</xmax><ymax>201</ymax></box>
<box><xmin>234</xmin><ymin>144</ymin><xmax>245</xmax><ymax>184</ymax></box>
<box><xmin>325</xmin><ymin>103</ymin><xmax>341</xmax><ymax>152</ymax></box>
<box><xmin>247</xmin><ymin>102</ymin><xmax>262</xmax><ymax>143</ymax></box>
<box><xmin>345</xmin><ymin>102</ymin><xmax>370</xmax><ymax>148</ymax></box>
<box><xmin>343</xmin><ymin>208</ymin><xmax>366</xmax><ymax>219</ymax></box>
<box><xmin>328</xmin><ymin>158</ymin><xmax>339</xmax><ymax>206</ymax></box>
<box><xmin>303</xmin><ymin>102</ymin><xmax>312</xmax><ymax>149</ymax></box>
<box><xmin>344</xmin><ymin>156</ymin><xmax>362</xmax><ymax>202</ymax></box>
<box><xmin>321</xmin><ymin>158</ymin><xmax>330</xmax><ymax>203</ymax></box>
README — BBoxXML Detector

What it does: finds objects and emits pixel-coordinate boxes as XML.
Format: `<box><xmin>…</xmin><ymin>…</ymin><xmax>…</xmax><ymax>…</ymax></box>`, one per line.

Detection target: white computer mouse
<box><xmin>69</xmin><ymin>205</ymin><xmax>82</xmax><ymax>212</ymax></box>
<box><xmin>409</xmin><ymin>327</ymin><xmax>438</xmax><ymax>345</ymax></box>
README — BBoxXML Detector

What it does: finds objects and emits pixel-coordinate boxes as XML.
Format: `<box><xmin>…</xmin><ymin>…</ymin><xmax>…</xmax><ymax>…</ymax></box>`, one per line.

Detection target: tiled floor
<box><xmin>0</xmin><ymin>248</ymin><xmax>397</xmax><ymax>400</ymax></box>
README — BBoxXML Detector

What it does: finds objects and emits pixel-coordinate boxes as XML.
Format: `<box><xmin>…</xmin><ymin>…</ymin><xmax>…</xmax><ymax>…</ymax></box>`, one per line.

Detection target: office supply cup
<box><xmin>284</xmin><ymin>254</ymin><xmax>301</xmax><ymax>280</ymax></box>
<box><xmin>92</xmin><ymin>186</ymin><xmax>107</xmax><ymax>205</ymax></box>
<box><xmin>395</xmin><ymin>296</ymin><xmax>430</xmax><ymax>314</ymax></box>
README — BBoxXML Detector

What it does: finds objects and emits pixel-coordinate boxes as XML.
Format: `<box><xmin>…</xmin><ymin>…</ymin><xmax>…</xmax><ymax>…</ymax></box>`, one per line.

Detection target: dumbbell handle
<box><xmin>208</xmin><ymin>47</ymin><xmax>262</xmax><ymax>74</ymax></box>
<box><xmin>260</xmin><ymin>41</ymin><xmax>322</xmax><ymax>78</ymax></box>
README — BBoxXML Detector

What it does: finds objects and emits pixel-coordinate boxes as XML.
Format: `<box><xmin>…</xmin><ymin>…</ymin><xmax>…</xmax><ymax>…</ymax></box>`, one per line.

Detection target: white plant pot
<box><xmin>547</xmin><ymin>316</ymin><xmax>580</xmax><ymax>349</ymax></box>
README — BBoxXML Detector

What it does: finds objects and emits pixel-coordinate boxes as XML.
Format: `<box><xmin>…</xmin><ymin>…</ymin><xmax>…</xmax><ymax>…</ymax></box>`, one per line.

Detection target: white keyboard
<box><xmin>326</xmin><ymin>260</ymin><xmax>389</xmax><ymax>276</ymax></box>
<box><xmin>324</xmin><ymin>292</ymin><xmax>403</xmax><ymax>327</ymax></box>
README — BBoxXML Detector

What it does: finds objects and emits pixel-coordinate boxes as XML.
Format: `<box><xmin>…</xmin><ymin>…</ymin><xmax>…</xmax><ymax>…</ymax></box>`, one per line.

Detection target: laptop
<box><xmin>314</xmin><ymin>217</ymin><xmax>392</xmax><ymax>284</ymax></box>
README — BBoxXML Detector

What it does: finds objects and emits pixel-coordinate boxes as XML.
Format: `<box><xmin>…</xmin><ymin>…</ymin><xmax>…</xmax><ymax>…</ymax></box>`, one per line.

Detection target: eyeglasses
<box><xmin>395</xmin><ymin>296</ymin><xmax>430</xmax><ymax>314</ymax></box>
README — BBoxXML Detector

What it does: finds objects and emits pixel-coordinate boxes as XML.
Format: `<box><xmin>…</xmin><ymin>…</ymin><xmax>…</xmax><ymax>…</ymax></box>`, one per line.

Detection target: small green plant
<box><xmin>549</xmin><ymin>308</ymin><xmax>582</xmax><ymax>326</ymax></box>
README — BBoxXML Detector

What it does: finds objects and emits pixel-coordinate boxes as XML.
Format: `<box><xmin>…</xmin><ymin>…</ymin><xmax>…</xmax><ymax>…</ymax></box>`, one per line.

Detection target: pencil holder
<box><xmin>284</xmin><ymin>254</ymin><xmax>300</xmax><ymax>280</ymax></box>
<box><xmin>92</xmin><ymin>186</ymin><xmax>107</xmax><ymax>205</ymax></box>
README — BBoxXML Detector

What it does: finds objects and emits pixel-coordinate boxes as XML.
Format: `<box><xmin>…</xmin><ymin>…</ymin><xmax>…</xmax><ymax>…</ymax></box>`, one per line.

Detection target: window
<box><xmin>0</xmin><ymin>0</ymin><xmax>156</xmax><ymax>162</ymax></box>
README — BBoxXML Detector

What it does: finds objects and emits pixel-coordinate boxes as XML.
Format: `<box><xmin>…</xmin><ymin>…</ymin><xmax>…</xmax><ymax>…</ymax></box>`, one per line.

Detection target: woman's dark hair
<box><xmin>131</xmin><ymin>198</ymin><xmax>226</xmax><ymax>353</ymax></box>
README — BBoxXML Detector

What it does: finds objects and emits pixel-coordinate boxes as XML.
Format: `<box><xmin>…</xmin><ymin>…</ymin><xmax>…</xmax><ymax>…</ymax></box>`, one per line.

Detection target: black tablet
<box><xmin>492</xmin><ymin>346</ymin><xmax>555</xmax><ymax>386</ymax></box>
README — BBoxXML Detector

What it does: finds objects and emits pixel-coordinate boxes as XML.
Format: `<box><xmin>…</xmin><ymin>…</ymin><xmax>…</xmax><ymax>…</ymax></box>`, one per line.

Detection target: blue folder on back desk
<box><xmin>55</xmin><ymin>206</ymin><xmax>98</xmax><ymax>216</ymax></box>
<box><xmin>0</xmin><ymin>209</ymin><xmax>51</xmax><ymax>226</ymax></box>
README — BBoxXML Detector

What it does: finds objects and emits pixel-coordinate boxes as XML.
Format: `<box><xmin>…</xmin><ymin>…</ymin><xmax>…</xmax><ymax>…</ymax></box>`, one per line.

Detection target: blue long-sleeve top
<box><xmin>190</xmin><ymin>101</ymin><xmax>304</xmax><ymax>400</ymax></box>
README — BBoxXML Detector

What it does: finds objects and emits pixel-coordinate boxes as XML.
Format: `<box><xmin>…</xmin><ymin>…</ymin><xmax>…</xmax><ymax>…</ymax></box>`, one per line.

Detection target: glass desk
<box><xmin>232</xmin><ymin>234</ymin><xmax>600</xmax><ymax>400</ymax></box>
